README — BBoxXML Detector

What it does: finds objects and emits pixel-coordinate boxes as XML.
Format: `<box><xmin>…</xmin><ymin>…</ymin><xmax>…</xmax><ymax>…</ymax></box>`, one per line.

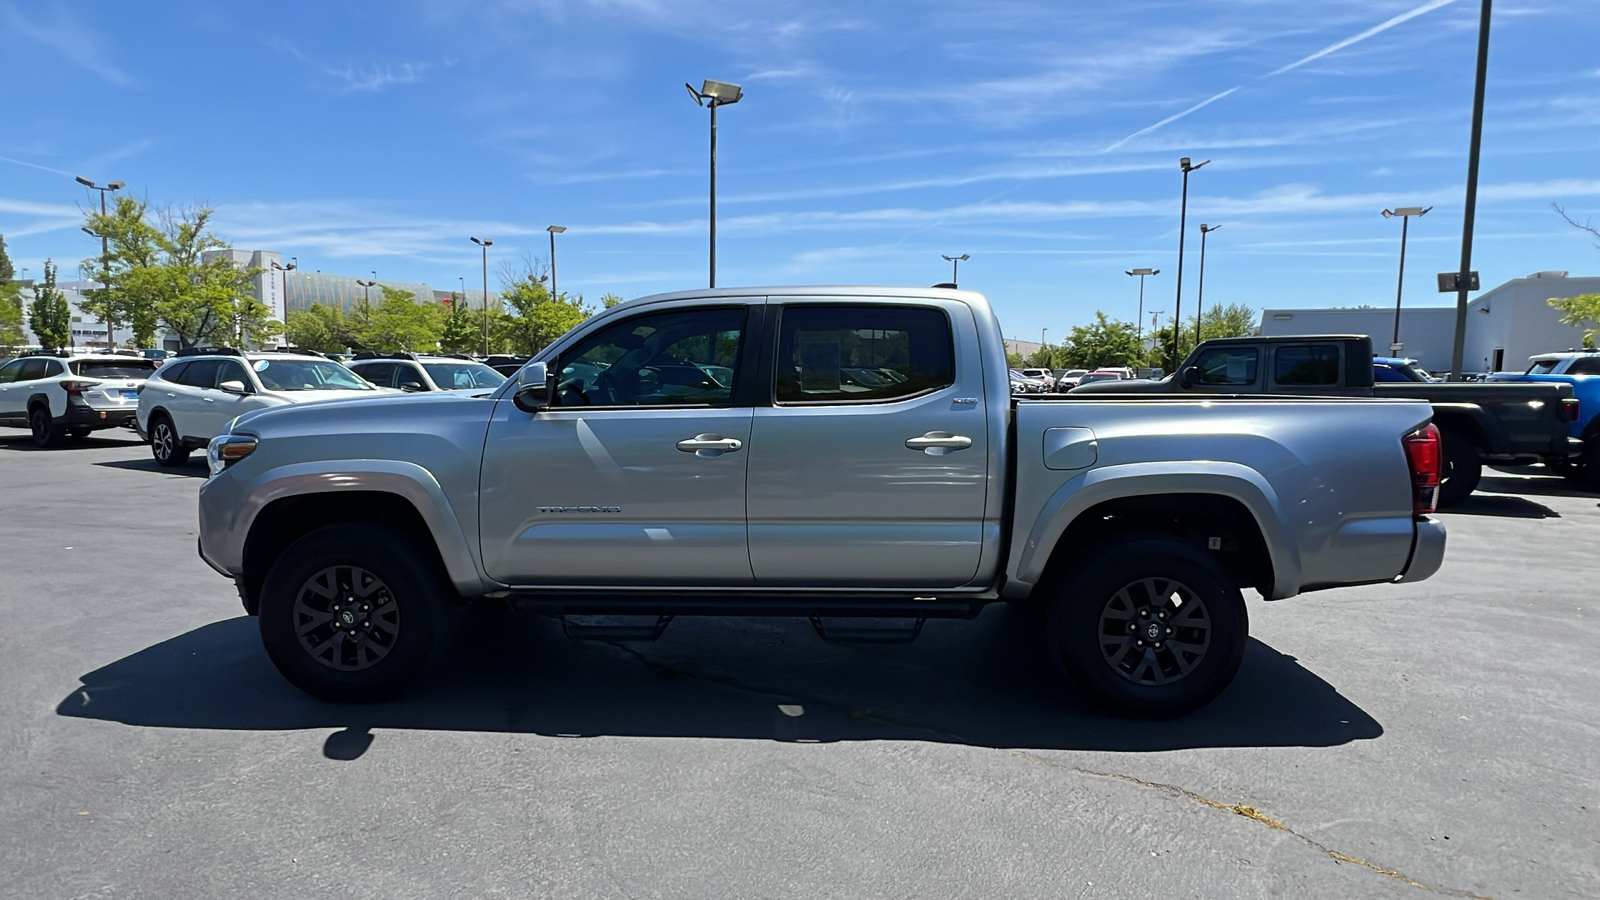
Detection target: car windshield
<box><xmin>422</xmin><ymin>362</ymin><xmax>507</xmax><ymax>389</ymax></box>
<box><xmin>71</xmin><ymin>360</ymin><xmax>158</xmax><ymax>378</ymax></box>
<box><xmin>1079</xmin><ymin>373</ymin><xmax>1117</xmax><ymax>384</ymax></box>
<box><xmin>1526</xmin><ymin>359</ymin><xmax>1559</xmax><ymax>375</ymax></box>
<box><xmin>252</xmin><ymin>358</ymin><xmax>374</xmax><ymax>391</ymax></box>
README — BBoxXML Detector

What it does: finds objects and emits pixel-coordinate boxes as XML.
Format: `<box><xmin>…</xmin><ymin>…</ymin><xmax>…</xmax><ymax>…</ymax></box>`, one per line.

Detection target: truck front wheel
<box><xmin>258</xmin><ymin>523</ymin><xmax>454</xmax><ymax>702</ymax></box>
<box><xmin>1046</xmin><ymin>536</ymin><xmax>1247</xmax><ymax>718</ymax></box>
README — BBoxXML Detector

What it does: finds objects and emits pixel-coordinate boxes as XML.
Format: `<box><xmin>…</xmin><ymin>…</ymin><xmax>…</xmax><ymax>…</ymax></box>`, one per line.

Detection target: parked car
<box><xmin>1056</xmin><ymin>369</ymin><xmax>1088</xmax><ymax>392</ymax></box>
<box><xmin>1075</xmin><ymin>369</ymin><xmax>1128</xmax><ymax>387</ymax></box>
<box><xmin>197</xmin><ymin>285</ymin><xmax>1445</xmax><ymax>718</ymax></box>
<box><xmin>1488</xmin><ymin>349</ymin><xmax>1600</xmax><ymax>488</ymax></box>
<box><xmin>347</xmin><ymin>352</ymin><xmax>507</xmax><ymax>393</ymax></box>
<box><xmin>1373</xmin><ymin>357</ymin><xmax>1440</xmax><ymax>383</ymax></box>
<box><xmin>1008</xmin><ymin>369</ymin><xmax>1032</xmax><ymax>394</ymax></box>
<box><xmin>484</xmin><ymin>355</ymin><xmax>533</xmax><ymax>377</ymax></box>
<box><xmin>0</xmin><ymin>351</ymin><xmax>158</xmax><ymax>447</ymax></box>
<box><xmin>1072</xmin><ymin>334</ymin><xmax>1580</xmax><ymax>506</ymax></box>
<box><xmin>136</xmin><ymin>347</ymin><xmax>385</xmax><ymax>467</ymax></box>
<box><xmin>1018</xmin><ymin>368</ymin><xmax>1053</xmax><ymax>393</ymax></box>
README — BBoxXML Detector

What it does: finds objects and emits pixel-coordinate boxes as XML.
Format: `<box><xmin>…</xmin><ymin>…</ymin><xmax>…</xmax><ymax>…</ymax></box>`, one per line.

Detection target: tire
<box><xmin>1566</xmin><ymin>440</ymin><xmax>1600</xmax><ymax>493</ymax></box>
<box><xmin>148</xmin><ymin>414</ymin><xmax>190</xmax><ymax>467</ymax></box>
<box><xmin>28</xmin><ymin>405</ymin><xmax>65</xmax><ymax>449</ymax></box>
<box><xmin>258</xmin><ymin>522</ymin><xmax>455</xmax><ymax>702</ymax></box>
<box><xmin>1045</xmin><ymin>535</ymin><xmax>1248</xmax><ymax>718</ymax></box>
<box><xmin>1437</xmin><ymin>430</ymin><xmax>1482</xmax><ymax>507</ymax></box>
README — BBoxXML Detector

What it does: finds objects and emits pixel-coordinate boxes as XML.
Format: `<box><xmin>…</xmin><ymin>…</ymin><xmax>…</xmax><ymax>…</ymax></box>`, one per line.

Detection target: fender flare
<box><xmin>1011</xmin><ymin>460</ymin><xmax>1304</xmax><ymax>600</ymax></box>
<box><xmin>235</xmin><ymin>459</ymin><xmax>488</xmax><ymax>596</ymax></box>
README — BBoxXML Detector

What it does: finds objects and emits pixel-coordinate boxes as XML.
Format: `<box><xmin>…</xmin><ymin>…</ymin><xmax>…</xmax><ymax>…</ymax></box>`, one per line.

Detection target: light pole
<box><xmin>1449</xmin><ymin>0</ymin><xmax>1493</xmax><ymax>383</ymax></box>
<box><xmin>1382</xmin><ymin>206</ymin><xmax>1431</xmax><ymax>353</ymax></box>
<box><xmin>471</xmin><ymin>236</ymin><xmax>493</xmax><ymax>355</ymax></box>
<box><xmin>355</xmin><ymin>277</ymin><xmax>376</xmax><ymax>306</ymax></box>
<box><xmin>1125</xmin><ymin>267</ymin><xmax>1159</xmax><ymax>345</ymax></box>
<box><xmin>547</xmin><ymin>225</ymin><xmax>566</xmax><ymax>302</ymax></box>
<box><xmin>76</xmin><ymin>175</ymin><xmax>124</xmax><ymax>350</ymax></box>
<box><xmin>1171</xmin><ymin>157</ymin><xmax>1209</xmax><ymax>366</ymax></box>
<box><xmin>686</xmin><ymin>79</ymin><xmax>743</xmax><ymax>289</ymax></box>
<box><xmin>1196</xmin><ymin>224</ymin><xmax>1221</xmax><ymax>345</ymax></box>
<box><xmin>1149</xmin><ymin>310</ymin><xmax>1165</xmax><ymax>358</ymax></box>
<box><xmin>270</xmin><ymin>259</ymin><xmax>297</xmax><ymax>349</ymax></box>
<box><xmin>942</xmin><ymin>253</ymin><xmax>969</xmax><ymax>286</ymax></box>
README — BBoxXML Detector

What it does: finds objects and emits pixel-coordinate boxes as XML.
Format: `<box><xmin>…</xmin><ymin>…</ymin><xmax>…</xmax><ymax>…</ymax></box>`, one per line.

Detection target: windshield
<box><xmin>1079</xmin><ymin>373</ymin><xmax>1118</xmax><ymax>384</ymax></box>
<box><xmin>252</xmin><ymin>358</ymin><xmax>374</xmax><ymax>391</ymax></box>
<box><xmin>71</xmin><ymin>360</ymin><xmax>158</xmax><ymax>379</ymax></box>
<box><xmin>422</xmin><ymin>362</ymin><xmax>507</xmax><ymax>390</ymax></box>
<box><xmin>1526</xmin><ymin>359</ymin><xmax>1559</xmax><ymax>375</ymax></box>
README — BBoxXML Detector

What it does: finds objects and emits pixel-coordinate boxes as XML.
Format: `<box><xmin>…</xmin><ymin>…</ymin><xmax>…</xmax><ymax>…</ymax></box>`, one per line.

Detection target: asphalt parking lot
<box><xmin>0</xmin><ymin>427</ymin><xmax>1595</xmax><ymax>899</ymax></box>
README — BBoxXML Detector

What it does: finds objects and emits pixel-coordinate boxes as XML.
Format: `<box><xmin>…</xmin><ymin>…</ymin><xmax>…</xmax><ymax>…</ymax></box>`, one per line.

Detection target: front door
<box><xmin>479</xmin><ymin>303</ymin><xmax>757</xmax><ymax>586</ymax></box>
<box><xmin>745</xmin><ymin>301</ymin><xmax>991</xmax><ymax>587</ymax></box>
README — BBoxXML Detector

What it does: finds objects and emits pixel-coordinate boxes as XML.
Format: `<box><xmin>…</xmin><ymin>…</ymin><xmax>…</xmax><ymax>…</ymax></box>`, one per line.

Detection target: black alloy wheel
<box><xmin>29</xmin><ymin>406</ymin><xmax>64</xmax><ymax>448</ymax></box>
<box><xmin>149</xmin><ymin>414</ymin><xmax>190</xmax><ymax>467</ymax></box>
<box><xmin>259</xmin><ymin>522</ymin><xmax>453</xmax><ymax>702</ymax></box>
<box><xmin>1047</xmin><ymin>534</ymin><xmax>1248</xmax><ymax>718</ymax></box>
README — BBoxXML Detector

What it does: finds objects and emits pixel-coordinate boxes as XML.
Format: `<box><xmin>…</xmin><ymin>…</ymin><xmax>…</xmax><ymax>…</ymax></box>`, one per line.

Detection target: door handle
<box><xmin>905</xmin><ymin>431</ymin><xmax>972</xmax><ymax>455</ymax></box>
<box><xmin>676</xmin><ymin>434</ymin><xmax>743</xmax><ymax>457</ymax></box>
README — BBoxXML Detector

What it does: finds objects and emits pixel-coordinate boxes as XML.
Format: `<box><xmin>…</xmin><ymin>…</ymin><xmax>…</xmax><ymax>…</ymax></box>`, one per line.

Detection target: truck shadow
<box><xmin>56</xmin><ymin>603</ymin><xmax>1381</xmax><ymax>756</ymax></box>
<box><xmin>1477</xmin><ymin>473</ymin><xmax>1595</xmax><ymax>500</ymax></box>
<box><xmin>0</xmin><ymin>430</ymin><xmax>144</xmax><ymax>452</ymax></box>
<box><xmin>93</xmin><ymin>457</ymin><xmax>207</xmax><ymax>478</ymax></box>
<box><xmin>1442</xmin><ymin>493</ymin><xmax>1561</xmax><ymax>519</ymax></box>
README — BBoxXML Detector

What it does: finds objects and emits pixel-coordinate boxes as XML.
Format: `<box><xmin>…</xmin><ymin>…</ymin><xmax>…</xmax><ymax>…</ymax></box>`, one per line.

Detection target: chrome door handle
<box><xmin>905</xmin><ymin>431</ymin><xmax>972</xmax><ymax>455</ymax></box>
<box><xmin>676</xmin><ymin>434</ymin><xmax>743</xmax><ymax>457</ymax></box>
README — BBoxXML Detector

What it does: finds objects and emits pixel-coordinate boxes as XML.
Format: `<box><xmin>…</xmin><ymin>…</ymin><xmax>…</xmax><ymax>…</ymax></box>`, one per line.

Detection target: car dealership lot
<box><xmin>0</xmin><ymin>429</ymin><xmax>1594</xmax><ymax>899</ymax></box>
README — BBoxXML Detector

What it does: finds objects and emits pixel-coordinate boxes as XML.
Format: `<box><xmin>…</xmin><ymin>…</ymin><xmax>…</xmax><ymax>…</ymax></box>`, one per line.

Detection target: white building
<box><xmin>1260</xmin><ymin>271</ymin><xmax>1598</xmax><ymax>374</ymax></box>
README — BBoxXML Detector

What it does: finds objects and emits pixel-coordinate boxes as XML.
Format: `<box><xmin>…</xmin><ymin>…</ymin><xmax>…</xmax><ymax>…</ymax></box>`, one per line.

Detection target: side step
<box><xmin>809</xmin><ymin>616</ymin><xmax>925</xmax><ymax>644</ymax></box>
<box><xmin>559</xmin><ymin>614</ymin><xmax>674</xmax><ymax>641</ymax></box>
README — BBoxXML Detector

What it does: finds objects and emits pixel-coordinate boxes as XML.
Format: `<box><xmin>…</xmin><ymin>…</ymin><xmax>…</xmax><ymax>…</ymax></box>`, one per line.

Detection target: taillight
<box><xmin>1403</xmin><ymin>423</ymin><xmax>1442</xmax><ymax>516</ymax></box>
<box><xmin>1562</xmin><ymin>398</ymin><xmax>1580</xmax><ymax>422</ymax></box>
<box><xmin>60</xmin><ymin>379</ymin><xmax>100</xmax><ymax>398</ymax></box>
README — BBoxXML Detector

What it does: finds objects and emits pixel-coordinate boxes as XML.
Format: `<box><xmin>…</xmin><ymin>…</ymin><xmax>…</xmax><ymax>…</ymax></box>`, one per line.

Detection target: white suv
<box><xmin>136</xmin><ymin>349</ymin><xmax>384</xmax><ymax>466</ymax></box>
<box><xmin>346</xmin><ymin>353</ymin><xmax>506</xmax><ymax>393</ymax></box>
<box><xmin>0</xmin><ymin>352</ymin><xmax>158</xmax><ymax>447</ymax></box>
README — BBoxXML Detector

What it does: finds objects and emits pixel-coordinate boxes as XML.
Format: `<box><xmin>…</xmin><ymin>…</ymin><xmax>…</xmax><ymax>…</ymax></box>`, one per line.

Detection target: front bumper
<box><xmin>1397</xmin><ymin>515</ymin><xmax>1447</xmax><ymax>583</ymax></box>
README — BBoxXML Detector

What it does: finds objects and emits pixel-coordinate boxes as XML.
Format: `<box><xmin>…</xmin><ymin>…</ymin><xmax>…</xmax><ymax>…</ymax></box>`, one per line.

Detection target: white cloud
<box><xmin>1</xmin><ymin>2</ymin><xmax>130</xmax><ymax>86</ymax></box>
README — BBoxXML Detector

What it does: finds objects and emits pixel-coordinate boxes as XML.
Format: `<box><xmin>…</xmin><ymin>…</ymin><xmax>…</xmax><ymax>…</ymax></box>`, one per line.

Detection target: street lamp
<box><xmin>686</xmin><ymin>78</ymin><xmax>743</xmax><ymax>289</ymax></box>
<box><xmin>1381</xmin><ymin>206</ymin><xmax>1432</xmax><ymax>353</ymax></box>
<box><xmin>470</xmin><ymin>236</ymin><xmax>493</xmax><ymax>355</ymax></box>
<box><xmin>270</xmin><ymin>259</ymin><xmax>297</xmax><ymax>349</ymax></box>
<box><xmin>547</xmin><ymin>225</ymin><xmax>567</xmax><ymax>302</ymax></box>
<box><xmin>1124</xmin><ymin>267</ymin><xmax>1160</xmax><ymax>344</ymax></box>
<box><xmin>355</xmin><ymin>277</ymin><xmax>376</xmax><ymax>306</ymax></box>
<box><xmin>76</xmin><ymin>175</ymin><xmax>125</xmax><ymax>350</ymax></box>
<box><xmin>941</xmin><ymin>254</ymin><xmax>969</xmax><ymax>286</ymax></box>
<box><xmin>1171</xmin><ymin>157</ymin><xmax>1209</xmax><ymax>366</ymax></box>
<box><xmin>1196</xmin><ymin>223</ymin><xmax>1221</xmax><ymax>345</ymax></box>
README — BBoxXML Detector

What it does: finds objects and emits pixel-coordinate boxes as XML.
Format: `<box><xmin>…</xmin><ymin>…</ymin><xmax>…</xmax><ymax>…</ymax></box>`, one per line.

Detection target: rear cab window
<box><xmin>773</xmin><ymin>305</ymin><xmax>955</xmax><ymax>404</ymax></box>
<box><xmin>1273</xmin><ymin>344</ymin><xmax>1341</xmax><ymax>386</ymax></box>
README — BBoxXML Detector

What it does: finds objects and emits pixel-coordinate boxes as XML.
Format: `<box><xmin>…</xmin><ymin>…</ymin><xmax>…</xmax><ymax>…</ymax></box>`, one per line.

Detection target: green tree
<box><xmin>1060</xmin><ymin>312</ymin><xmax>1144</xmax><ymax>370</ymax></box>
<box><xmin>600</xmin><ymin>292</ymin><xmax>625</xmax><ymax>310</ymax></box>
<box><xmin>28</xmin><ymin>260</ymin><xmax>71</xmax><ymax>351</ymax></box>
<box><xmin>285</xmin><ymin>303</ymin><xmax>349</xmax><ymax>353</ymax></box>
<box><xmin>80</xmin><ymin>195</ymin><xmax>165</xmax><ymax>347</ymax></box>
<box><xmin>1153</xmin><ymin>302</ymin><xmax>1259</xmax><ymax>368</ymax></box>
<box><xmin>496</xmin><ymin>257</ymin><xmax>593</xmax><ymax>354</ymax></box>
<box><xmin>0</xmin><ymin>232</ymin><xmax>14</xmax><ymax>284</ymax></box>
<box><xmin>0</xmin><ymin>282</ymin><xmax>24</xmax><ymax>347</ymax></box>
<box><xmin>439</xmin><ymin>292</ymin><xmax>480</xmax><ymax>353</ymax></box>
<box><xmin>1549</xmin><ymin>294</ymin><xmax>1600</xmax><ymax>348</ymax></box>
<box><xmin>351</xmin><ymin>286</ymin><xmax>442</xmax><ymax>351</ymax></box>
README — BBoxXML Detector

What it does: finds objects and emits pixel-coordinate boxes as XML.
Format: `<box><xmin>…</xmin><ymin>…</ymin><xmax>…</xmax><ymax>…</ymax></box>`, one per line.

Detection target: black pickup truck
<box><xmin>1074</xmin><ymin>334</ymin><xmax>1580</xmax><ymax>506</ymax></box>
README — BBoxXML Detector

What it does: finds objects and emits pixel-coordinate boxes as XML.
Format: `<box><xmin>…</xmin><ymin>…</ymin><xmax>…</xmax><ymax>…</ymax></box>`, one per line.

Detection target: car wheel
<box><xmin>28</xmin><ymin>406</ymin><xmax>65</xmax><ymax>448</ymax></box>
<box><xmin>1045</xmin><ymin>535</ymin><xmax>1248</xmax><ymax>718</ymax></box>
<box><xmin>1437</xmin><ymin>430</ymin><xmax>1482</xmax><ymax>507</ymax></box>
<box><xmin>149</xmin><ymin>414</ymin><xmax>190</xmax><ymax>467</ymax></box>
<box><xmin>1567</xmin><ymin>440</ymin><xmax>1600</xmax><ymax>493</ymax></box>
<box><xmin>258</xmin><ymin>523</ymin><xmax>455</xmax><ymax>702</ymax></box>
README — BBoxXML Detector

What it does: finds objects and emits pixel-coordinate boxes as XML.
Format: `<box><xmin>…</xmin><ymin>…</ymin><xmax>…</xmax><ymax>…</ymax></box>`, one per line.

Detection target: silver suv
<box><xmin>346</xmin><ymin>353</ymin><xmax>506</xmax><ymax>393</ymax></box>
<box><xmin>0</xmin><ymin>351</ymin><xmax>157</xmax><ymax>447</ymax></box>
<box><xmin>136</xmin><ymin>348</ymin><xmax>383</xmax><ymax>466</ymax></box>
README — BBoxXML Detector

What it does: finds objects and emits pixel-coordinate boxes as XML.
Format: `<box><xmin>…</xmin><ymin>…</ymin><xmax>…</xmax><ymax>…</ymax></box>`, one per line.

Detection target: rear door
<box><xmin>167</xmin><ymin>359</ymin><xmax>222</xmax><ymax>440</ymax></box>
<box><xmin>1268</xmin><ymin>341</ymin><xmax>1364</xmax><ymax>395</ymax></box>
<box><xmin>744</xmin><ymin>300</ymin><xmax>990</xmax><ymax>587</ymax></box>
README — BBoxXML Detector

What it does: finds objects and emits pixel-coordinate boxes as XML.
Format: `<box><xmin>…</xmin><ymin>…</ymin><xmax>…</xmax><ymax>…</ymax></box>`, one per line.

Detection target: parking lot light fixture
<box><xmin>1172</xmin><ymin>157</ymin><xmax>1209</xmax><ymax>367</ymax></box>
<box><xmin>76</xmin><ymin>175</ymin><xmax>125</xmax><ymax>350</ymax></box>
<box><xmin>1125</xmin><ymin>267</ymin><xmax>1159</xmax><ymax>344</ymax></box>
<box><xmin>1382</xmin><ymin>206</ymin><xmax>1433</xmax><ymax>352</ymax></box>
<box><xmin>547</xmin><ymin>225</ymin><xmax>567</xmax><ymax>302</ymax></box>
<box><xmin>687</xmin><ymin>79</ymin><xmax>743</xmax><ymax>288</ymax></box>
<box><xmin>471</xmin><ymin>237</ymin><xmax>494</xmax><ymax>355</ymax></box>
<box><xmin>1196</xmin><ymin>224</ymin><xmax>1221</xmax><ymax>345</ymax></box>
<box><xmin>941</xmin><ymin>253</ymin><xmax>970</xmax><ymax>285</ymax></box>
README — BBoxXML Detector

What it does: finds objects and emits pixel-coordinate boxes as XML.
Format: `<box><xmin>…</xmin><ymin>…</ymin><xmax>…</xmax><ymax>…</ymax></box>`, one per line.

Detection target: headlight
<box><xmin>207</xmin><ymin>434</ymin><xmax>259</xmax><ymax>477</ymax></box>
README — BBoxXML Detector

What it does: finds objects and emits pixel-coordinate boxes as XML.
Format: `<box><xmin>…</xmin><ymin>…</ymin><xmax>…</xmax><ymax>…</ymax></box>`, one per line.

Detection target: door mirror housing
<box><xmin>218</xmin><ymin>380</ymin><xmax>249</xmax><ymax>394</ymax></box>
<box><xmin>1179</xmin><ymin>366</ymin><xmax>1201</xmax><ymax>387</ymax></box>
<box><xmin>399</xmin><ymin>381</ymin><xmax>425</xmax><ymax>392</ymax></box>
<box><xmin>512</xmin><ymin>361</ymin><xmax>551</xmax><ymax>413</ymax></box>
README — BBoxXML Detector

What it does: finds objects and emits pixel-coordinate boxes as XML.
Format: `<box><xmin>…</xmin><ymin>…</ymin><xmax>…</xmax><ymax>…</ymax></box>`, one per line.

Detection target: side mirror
<box><xmin>219</xmin><ymin>380</ymin><xmax>249</xmax><ymax>394</ymax></box>
<box><xmin>1179</xmin><ymin>366</ymin><xmax>1201</xmax><ymax>387</ymax></box>
<box><xmin>512</xmin><ymin>361</ymin><xmax>551</xmax><ymax>413</ymax></box>
<box><xmin>400</xmin><ymin>381</ymin><xmax>425</xmax><ymax>392</ymax></box>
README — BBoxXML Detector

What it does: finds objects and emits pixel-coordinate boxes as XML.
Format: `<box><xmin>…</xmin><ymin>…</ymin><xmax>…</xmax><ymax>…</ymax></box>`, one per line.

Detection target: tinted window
<box><xmin>1190</xmin><ymin>348</ymin><xmax>1258</xmax><ymax>386</ymax></box>
<box><xmin>775</xmin><ymin>305</ymin><xmax>954</xmax><ymax>404</ymax></box>
<box><xmin>154</xmin><ymin>360</ymin><xmax>190</xmax><ymax>382</ymax></box>
<box><xmin>1373</xmin><ymin>363</ymin><xmax>1411</xmax><ymax>383</ymax></box>
<box><xmin>251</xmin><ymin>359</ymin><xmax>373</xmax><ymax>391</ymax></box>
<box><xmin>1567</xmin><ymin>357</ymin><xmax>1600</xmax><ymax>376</ymax></box>
<box><xmin>0</xmin><ymin>360</ymin><xmax>23</xmax><ymax>384</ymax></box>
<box><xmin>71</xmin><ymin>360</ymin><xmax>158</xmax><ymax>378</ymax></box>
<box><xmin>43</xmin><ymin>360</ymin><xmax>65</xmax><ymax>377</ymax></box>
<box><xmin>18</xmin><ymin>359</ymin><xmax>49</xmax><ymax>382</ymax></box>
<box><xmin>422</xmin><ymin>361</ymin><xmax>506</xmax><ymax>389</ymax></box>
<box><xmin>556</xmin><ymin>306</ymin><xmax>745</xmax><ymax>407</ymax></box>
<box><xmin>177</xmin><ymin>359</ymin><xmax>222</xmax><ymax>388</ymax></box>
<box><xmin>353</xmin><ymin>362</ymin><xmax>396</xmax><ymax>388</ymax></box>
<box><xmin>1526</xmin><ymin>360</ymin><xmax>1558</xmax><ymax>375</ymax></box>
<box><xmin>393</xmin><ymin>363</ymin><xmax>428</xmax><ymax>391</ymax></box>
<box><xmin>1275</xmin><ymin>344</ymin><xmax>1340</xmax><ymax>385</ymax></box>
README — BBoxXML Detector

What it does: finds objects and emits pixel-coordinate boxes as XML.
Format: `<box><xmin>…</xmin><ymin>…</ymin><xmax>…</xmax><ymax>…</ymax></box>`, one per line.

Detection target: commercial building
<box><xmin>1260</xmin><ymin>271</ymin><xmax>1598</xmax><ymax>374</ymax></box>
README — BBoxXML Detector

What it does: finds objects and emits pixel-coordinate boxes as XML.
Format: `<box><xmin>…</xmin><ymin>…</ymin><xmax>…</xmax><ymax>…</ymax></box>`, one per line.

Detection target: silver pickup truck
<box><xmin>197</xmin><ymin>286</ymin><xmax>1446</xmax><ymax>717</ymax></box>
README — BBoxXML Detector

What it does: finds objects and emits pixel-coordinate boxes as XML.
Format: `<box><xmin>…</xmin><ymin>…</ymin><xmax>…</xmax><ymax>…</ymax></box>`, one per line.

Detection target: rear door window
<box><xmin>18</xmin><ymin>359</ymin><xmax>49</xmax><ymax>382</ymax></box>
<box><xmin>1566</xmin><ymin>357</ymin><xmax>1600</xmax><ymax>376</ymax></box>
<box><xmin>774</xmin><ymin>305</ymin><xmax>954</xmax><ymax>404</ymax></box>
<box><xmin>354</xmin><ymin>363</ymin><xmax>396</xmax><ymax>387</ymax></box>
<box><xmin>1274</xmin><ymin>344</ymin><xmax>1341</xmax><ymax>386</ymax></box>
<box><xmin>1190</xmin><ymin>347</ymin><xmax>1258</xmax><ymax>386</ymax></box>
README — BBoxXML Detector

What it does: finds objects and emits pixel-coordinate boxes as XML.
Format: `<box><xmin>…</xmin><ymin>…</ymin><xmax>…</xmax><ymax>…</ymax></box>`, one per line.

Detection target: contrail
<box><xmin>1103</xmin><ymin>0</ymin><xmax>1462</xmax><ymax>152</ymax></box>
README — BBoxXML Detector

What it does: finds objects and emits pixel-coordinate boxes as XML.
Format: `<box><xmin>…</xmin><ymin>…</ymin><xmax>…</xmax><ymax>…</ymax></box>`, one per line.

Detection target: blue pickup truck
<box><xmin>1489</xmin><ymin>349</ymin><xmax>1600</xmax><ymax>488</ymax></box>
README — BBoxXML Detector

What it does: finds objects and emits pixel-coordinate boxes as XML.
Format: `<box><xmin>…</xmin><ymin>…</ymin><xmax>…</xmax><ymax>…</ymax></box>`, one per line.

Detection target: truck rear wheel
<box><xmin>258</xmin><ymin>523</ymin><xmax>454</xmax><ymax>702</ymax></box>
<box><xmin>1437</xmin><ymin>430</ymin><xmax>1482</xmax><ymax>507</ymax></box>
<box><xmin>1046</xmin><ymin>535</ymin><xmax>1247</xmax><ymax>718</ymax></box>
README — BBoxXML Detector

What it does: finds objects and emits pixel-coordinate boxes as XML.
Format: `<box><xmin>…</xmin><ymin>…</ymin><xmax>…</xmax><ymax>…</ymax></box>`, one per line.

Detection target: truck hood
<box><xmin>229</xmin><ymin>390</ymin><xmax>495</xmax><ymax>437</ymax></box>
<box><xmin>1070</xmin><ymin>377</ymin><xmax>1177</xmax><ymax>394</ymax></box>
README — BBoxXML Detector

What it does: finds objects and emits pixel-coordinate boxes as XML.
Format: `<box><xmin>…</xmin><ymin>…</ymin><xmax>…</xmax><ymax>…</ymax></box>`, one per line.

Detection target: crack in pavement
<box><xmin>1014</xmin><ymin>752</ymin><xmax>1495</xmax><ymax>899</ymax></box>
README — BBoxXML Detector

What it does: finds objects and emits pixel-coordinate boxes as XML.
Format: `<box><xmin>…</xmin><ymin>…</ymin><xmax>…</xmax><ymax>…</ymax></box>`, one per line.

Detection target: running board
<box><xmin>559</xmin><ymin>614</ymin><xmax>674</xmax><ymax>641</ymax></box>
<box><xmin>809</xmin><ymin>616</ymin><xmax>925</xmax><ymax>644</ymax></box>
<box><xmin>505</xmin><ymin>590</ymin><xmax>989</xmax><ymax>620</ymax></box>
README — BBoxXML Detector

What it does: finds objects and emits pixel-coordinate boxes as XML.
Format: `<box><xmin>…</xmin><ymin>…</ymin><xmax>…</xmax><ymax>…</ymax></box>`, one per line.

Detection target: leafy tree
<box><xmin>439</xmin><ymin>292</ymin><xmax>480</xmax><ymax>354</ymax></box>
<box><xmin>496</xmin><ymin>256</ymin><xmax>592</xmax><ymax>354</ymax></box>
<box><xmin>1060</xmin><ymin>312</ymin><xmax>1144</xmax><ymax>370</ymax></box>
<box><xmin>285</xmin><ymin>303</ymin><xmax>349</xmax><ymax>354</ymax></box>
<box><xmin>351</xmin><ymin>286</ymin><xmax>442</xmax><ymax>352</ymax></box>
<box><xmin>600</xmin><ymin>293</ymin><xmax>625</xmax><ymax>310</ymax></box>
<box><xmin>79</xmin><ymin>195</ymin><xmax>165</xmax><ymax>347</ymax></box>
<box><xmin>0</xmin><ymin>232</ymin><xmax>13</xmax><ymax>284</ymax></box>
<box><xmin>1152</xmin><ymin>302</ymin><xmax>1259</xmax><ymax>368</ymax></box>
<box><xmin>0</xmin><ymin>282</ymin><xmax>24</xmax><ymax>347</ymax></box>
<box><xmin>225</xmin><ymin>295</ymin><xmax>282</xmax><ymax>350</ymax></box>
<box><xmin>1549</xmin><ymin>294</ymin><xmax>1600</xmax><ymax>348</ymax></box>
<box><xmin>28</xmin><ymin>260</ymin><xmax>71</xmax><ymax>351</ymax></box>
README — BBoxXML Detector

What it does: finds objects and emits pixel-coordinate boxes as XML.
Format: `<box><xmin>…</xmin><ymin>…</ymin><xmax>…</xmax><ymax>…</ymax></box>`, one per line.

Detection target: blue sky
<box><xmin>3</xmin><ymin>0</ymin><xmax>1598</xmax><ymax>343</ymax></box>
